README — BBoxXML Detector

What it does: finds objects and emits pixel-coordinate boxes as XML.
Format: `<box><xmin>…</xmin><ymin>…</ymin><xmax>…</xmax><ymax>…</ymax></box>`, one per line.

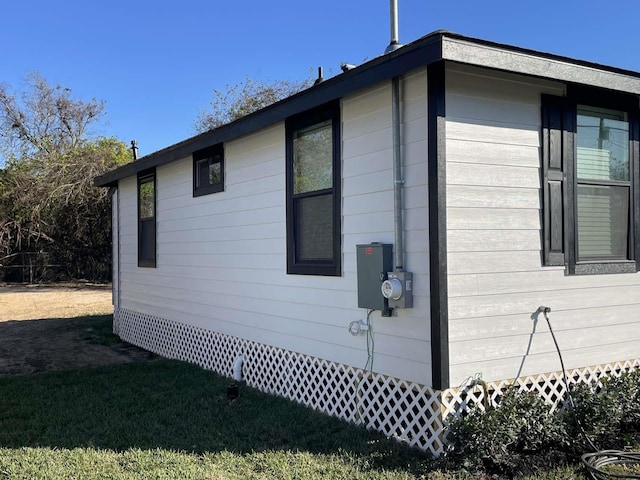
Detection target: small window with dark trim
<box><xmin>138</xmin><ymin>170</ymin><xmax>156</xmax><ymax>268</ymax></box>
<box><xmin>193</xmin><ymin>144</ymin><xmax>224</xmax><ymax>197</ymax></box>
<box><xmin>285</xmin><ymin>101</ymin><xmax>341</xmax><ymax>276</ymax></box>
<box><xmin>541</xmin><ymin>91</ymin><xmax>640</xmax><ymax>275</ymax></box>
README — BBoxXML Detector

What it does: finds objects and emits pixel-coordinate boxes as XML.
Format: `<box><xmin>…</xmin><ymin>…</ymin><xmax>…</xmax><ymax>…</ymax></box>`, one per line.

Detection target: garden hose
<box><xmin>539</xmin><ymin>307</ymin><xmax>640</xmax><ymax>480</ymax></box>
<box><xmin>582</xmin><ymin>451</ymin><xmax>640</xmax><ymax>480</ymax></box>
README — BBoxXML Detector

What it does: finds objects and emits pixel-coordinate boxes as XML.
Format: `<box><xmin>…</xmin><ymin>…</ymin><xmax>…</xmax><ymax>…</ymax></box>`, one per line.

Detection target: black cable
<box><xmin>355</xmin><ymin>309</ymin><xmax>375</xmax><ymax>426</ymax></box>
<box><xmin>364</xmin><ymin>309</ymin><xmax>374</xmax><ymax>373</ymax></box>
<box><xmin>541</xmin><ymin>307</ymin><xmax>640</xmax><ymax>480</ymax></box>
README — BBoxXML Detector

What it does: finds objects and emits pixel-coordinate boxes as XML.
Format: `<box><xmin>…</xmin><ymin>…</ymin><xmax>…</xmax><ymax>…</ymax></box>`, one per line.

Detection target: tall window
<box><xmin>541</xmin><ymin>93</ymin><xmax>640</xmax><ymax>274</ymax></box>
<box><xmin>576</xmin><ymin>107</ymin><xmax>630</xmax><ymax>261</ymax></box>
<box><xmin>285</xmin><ymin>102</ymin><xmax>341</xmax><ymax>276</ymax></box>
<box><xmin>193</xmin><ymin>144</ymin><xmax>224</xmax><ymax>197</ymax></box>
<box><xmin>138</xmin><ymin>171</ymin><xmax>156</xmax><ymax>267</ymax></box>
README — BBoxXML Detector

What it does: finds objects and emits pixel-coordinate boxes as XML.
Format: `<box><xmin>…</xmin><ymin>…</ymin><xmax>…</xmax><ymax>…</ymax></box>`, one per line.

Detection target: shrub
<box><xmin>565</xmin><ymin>369</ymin><xmax>640</xmax><ymax>451</ymax></box>
<box><xmin>445</xmin><ymin>388</ymin><xmax>567</xmax><ymax>476</ymax></box>
<box><xmin>445</xmin><ymin>369</ymin><xmax>640</xmax><ymax>477</ymax></box>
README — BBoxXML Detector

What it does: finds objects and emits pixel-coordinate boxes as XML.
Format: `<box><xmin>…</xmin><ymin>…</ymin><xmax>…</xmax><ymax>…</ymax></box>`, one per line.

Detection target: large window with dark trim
<box><xmin>541</xmin><ymin>92</ymin><xmax>640</xmax><ymax>275</ymax></box>
<box><xmin>193</xmin><ymin>144</ymin><xmax>224</xmax><ymax>197</ymax></box>
<box><xmin>138</xmin><ymin>171</ymin><xmax>156</xmax><ymax>267</ymax></box>
<box><xmin>285</xmin><ymin>102</ymin><xmax>341</xmax><ymax>276</ymax></box>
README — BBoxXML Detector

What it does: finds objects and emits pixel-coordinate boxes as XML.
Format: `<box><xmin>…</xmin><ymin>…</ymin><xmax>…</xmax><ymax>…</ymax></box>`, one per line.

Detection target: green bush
<box><xmin>565</xmin><ymin>369</ymin><xmax>640</xmax><ymax>451</ymax></box>
<box><xmin>445</xmin><ymin>369</ymin><xmax>640</xmax><ymax>476</ymax></box>
<box><xmin>445</xmin><ymin>388</ymin><xmax>567</xmax><ymax>476</ymax></box>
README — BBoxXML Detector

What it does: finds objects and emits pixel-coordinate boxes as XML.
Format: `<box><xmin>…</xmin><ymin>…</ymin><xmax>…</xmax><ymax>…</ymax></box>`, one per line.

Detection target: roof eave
<box><xmin>94</xmin><ymin>31</ymin><xmax>444</xmax><ymax>187</ymax></box>
<box><xmin>95</xmin><ymin>30</ymin><xmax>640</xmax><ymax>188</ymax></box>
<box><xmin>441</xmin><ymin>35</ymin><xmax>640</xmax><ymax>95</ymax></box>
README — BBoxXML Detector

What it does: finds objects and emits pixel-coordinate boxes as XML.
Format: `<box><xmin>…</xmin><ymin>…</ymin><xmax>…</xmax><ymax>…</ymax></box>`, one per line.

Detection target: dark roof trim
<box><xmin>95</xmin><ymin>32</ymin><xmax>443</xmax><ymax>187</ymax></box>
<box><xmin>96</xmin><ymin>30</ymin><xmax>640</xmax><ymax>187</ymax></box>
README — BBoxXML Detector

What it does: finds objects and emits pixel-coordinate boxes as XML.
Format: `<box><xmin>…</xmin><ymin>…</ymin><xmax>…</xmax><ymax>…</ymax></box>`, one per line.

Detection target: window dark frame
<box><xmin>138</xmin><ymin>169</ymin><xmax>156</xmax><ymax>268</ymax></box>
<box><xmin>285</xmin><ymin>101</ymin><xmax>341</xmax><ymax>276</ymax></box>
<box><xmin>541</xmin><ymin>88</ymin><xmax>640</xmax><ymax>275</ymax></box>
<box><xmin>193</xmin><ymin>144</ymin><xmax>224</xmax><ymax>197</ymax></box>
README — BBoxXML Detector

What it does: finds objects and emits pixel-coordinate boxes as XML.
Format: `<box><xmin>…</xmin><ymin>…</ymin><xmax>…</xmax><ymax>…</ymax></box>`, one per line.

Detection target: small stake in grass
<box><xmin>227</xmin><ymin>383</ymin><xmax>239</xmax><ymax>401</ymax></box>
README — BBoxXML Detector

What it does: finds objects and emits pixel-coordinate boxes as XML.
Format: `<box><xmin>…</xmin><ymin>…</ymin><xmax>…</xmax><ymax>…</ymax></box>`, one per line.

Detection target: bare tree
<box><xmin>0</xmin><ymin>73</ymin><xmax>128</xmax><ymax>281</ymax></box>
<box><xmin>194</xmin><ymin>76</ymin><xmax>310</xmax><ymax>133</ymax></box>
<box><xmin>0</xmin><ymin>72</ymin><xmax>104</xmax><ymax>164</ymax></box>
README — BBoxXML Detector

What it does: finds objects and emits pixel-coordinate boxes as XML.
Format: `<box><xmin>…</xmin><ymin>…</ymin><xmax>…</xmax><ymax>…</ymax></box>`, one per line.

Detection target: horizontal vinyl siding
<box><xmin>116</xmin><ymin>69</ymin><xmax>431</xmax><ymax>385</ymax></box>
<box><xmin>342</xmin><ymin>69</ymin><xmax>431</xmax><ymax>384</ymax></box>
<box><xmin>445</xmin><ymin>64</ymin><xmax>640</xmax><ymax>385</ymax></box>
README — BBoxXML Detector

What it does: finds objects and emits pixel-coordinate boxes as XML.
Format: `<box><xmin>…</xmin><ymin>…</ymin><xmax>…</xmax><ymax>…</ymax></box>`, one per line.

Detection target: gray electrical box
<box><xmin>356</xmin><ymin>243</ymin><xmax>393</xmax><ymax>314</ymax></box>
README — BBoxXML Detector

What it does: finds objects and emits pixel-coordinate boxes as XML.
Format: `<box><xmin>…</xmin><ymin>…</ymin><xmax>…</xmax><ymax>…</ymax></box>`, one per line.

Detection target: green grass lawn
<box><xmin>0</xmin><ymin>346</ymin><xmax>593</xmax><ymax>479</ymax></box>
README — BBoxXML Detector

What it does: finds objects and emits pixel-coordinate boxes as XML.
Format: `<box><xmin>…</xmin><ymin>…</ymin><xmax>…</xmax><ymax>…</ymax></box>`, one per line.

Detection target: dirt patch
<box><xmin>0</xmin><ymin>285</ymin><xmax>157</xmax><ymax>377</ymax></box>
<box><xmin>0</xmin><ymin>284</ymin><xmax>114</xmax><ymax>321</ymax></box>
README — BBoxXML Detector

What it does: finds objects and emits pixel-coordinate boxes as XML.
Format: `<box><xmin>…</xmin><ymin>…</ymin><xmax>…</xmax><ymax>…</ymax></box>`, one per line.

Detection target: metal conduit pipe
<box><xmin>391</xmin><ymin>75</ymin><xmax>404</xmax><ymax>271</ymax></box>
<box><xmin>379</xmin><ymin>0</ymin><xmax>412</xmax><ymax>311</ymax></box>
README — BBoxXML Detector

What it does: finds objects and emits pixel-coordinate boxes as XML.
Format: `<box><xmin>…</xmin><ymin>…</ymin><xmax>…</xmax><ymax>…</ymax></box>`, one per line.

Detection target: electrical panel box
<box><xmin>356</xmin><ymin>243</ymin><xmax>393</xmax><ymax>313</ymax></box>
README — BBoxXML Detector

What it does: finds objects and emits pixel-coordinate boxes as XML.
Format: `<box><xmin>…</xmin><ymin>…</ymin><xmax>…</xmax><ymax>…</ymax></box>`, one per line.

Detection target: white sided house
<box><xmin>96</xmin><ymin>31</ymin><xmax>640</xmax><ymax>455</ymax></box>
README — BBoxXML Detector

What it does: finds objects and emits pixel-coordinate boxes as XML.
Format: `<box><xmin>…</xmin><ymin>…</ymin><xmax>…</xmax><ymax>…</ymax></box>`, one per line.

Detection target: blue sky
<box><xmin>2</xmin><ymin>0</ymin><xmax>640</xmax><ymax>160</ymax></box>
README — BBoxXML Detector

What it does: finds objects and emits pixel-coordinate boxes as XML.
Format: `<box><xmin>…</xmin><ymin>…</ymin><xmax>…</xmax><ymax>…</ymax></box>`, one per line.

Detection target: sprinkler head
<box><xmin>227</xmin><ymin>383</ymin><xmax>239</xmax><ymax>401</ymax></box>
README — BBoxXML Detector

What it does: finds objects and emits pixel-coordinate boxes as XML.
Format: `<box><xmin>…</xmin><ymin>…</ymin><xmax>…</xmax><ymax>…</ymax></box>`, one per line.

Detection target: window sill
<box><xmin>570</xmin><ymin>261</ymin><xmax>638</xmax><ymax>275</ymax></box>
<box><xmin>193</xmin><ymin>184</ymin><xmax>224</xmax><ymax>197</ymax></box>
<box><xmin>287</xmin><ymin>263</ymin><xmax>341</xmax><ymax>276</ymax></box>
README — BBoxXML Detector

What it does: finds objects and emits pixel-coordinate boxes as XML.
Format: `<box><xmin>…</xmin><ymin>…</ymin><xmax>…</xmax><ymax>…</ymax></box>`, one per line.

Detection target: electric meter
<box><xmin>381</xmin><ymin>278</ymin><xmax>403</xmax><ymax>300</ymax></box>
<box><xmin>382</xmin><ymin>271</ymin><xmax>413</xmax><ymax>309</ymax></box>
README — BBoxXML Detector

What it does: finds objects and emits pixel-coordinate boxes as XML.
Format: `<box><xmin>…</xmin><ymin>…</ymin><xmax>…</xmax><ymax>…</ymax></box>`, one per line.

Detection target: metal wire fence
<box><xmin>0</xmin><ymin>252</ymin><xmax>69</xmax><ymax>283</ymax></box>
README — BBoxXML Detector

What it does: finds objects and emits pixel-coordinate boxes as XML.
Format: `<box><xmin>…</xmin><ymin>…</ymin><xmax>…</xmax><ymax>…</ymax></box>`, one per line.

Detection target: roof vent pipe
<box><xmin>313</xmin><ymin>67</ymin><xmax>325</xmax><ymax>85</ymax></box>
<box><xmin>384</xmin><ymin>0</ymin><xmax>403</xmax><ymax>54</ymax></box>
<box><xmin>130</xmin><ymin>140</ymin><xmax>139</xmax><ymax>161</ymax></box>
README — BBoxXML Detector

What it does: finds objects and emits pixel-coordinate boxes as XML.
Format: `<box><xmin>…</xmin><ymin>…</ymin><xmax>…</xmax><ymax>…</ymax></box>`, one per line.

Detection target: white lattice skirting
<box><xmin>114</xmin><ymin>308</ymin><xmax>640</xmax><ymax>456</ymax></box>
